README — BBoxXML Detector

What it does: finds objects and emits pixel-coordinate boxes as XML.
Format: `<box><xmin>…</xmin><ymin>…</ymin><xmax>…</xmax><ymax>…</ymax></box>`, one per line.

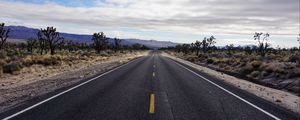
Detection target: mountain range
<box><xmin>5</xmin><ymin>26</ymin><xmax>178</xmax><ymax>48</ymax></box>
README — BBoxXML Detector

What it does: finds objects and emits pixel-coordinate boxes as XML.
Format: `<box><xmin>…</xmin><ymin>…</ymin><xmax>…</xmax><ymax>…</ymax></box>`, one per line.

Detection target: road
<box><xmin>0</xmin><ymin>51</ymin><xmax>299</xmax><ymax>120</ymax></box>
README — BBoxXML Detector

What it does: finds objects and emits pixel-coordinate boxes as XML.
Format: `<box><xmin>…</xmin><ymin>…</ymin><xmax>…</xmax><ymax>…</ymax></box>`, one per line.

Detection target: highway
<box><xmin>0</xmin><ymin>51</ymin><xmax>299</xmax><ymax>120</ymax></box>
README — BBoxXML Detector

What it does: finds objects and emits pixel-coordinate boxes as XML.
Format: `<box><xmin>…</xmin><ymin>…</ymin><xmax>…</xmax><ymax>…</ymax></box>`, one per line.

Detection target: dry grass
<box><xmin>0</xmin><ymin>50</ymin><xmax>143</xmax><ymax>76</ymax></box>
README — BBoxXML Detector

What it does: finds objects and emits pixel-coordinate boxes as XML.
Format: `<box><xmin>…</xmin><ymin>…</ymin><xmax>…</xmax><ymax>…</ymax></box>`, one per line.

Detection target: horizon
<box><xmin>1</xmin><ymin>0</ymin><xmax>299</xmax><ymax>48</ymax></box>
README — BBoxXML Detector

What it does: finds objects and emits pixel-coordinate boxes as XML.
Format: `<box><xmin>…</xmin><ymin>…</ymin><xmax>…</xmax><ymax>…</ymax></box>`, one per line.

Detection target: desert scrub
<box><xmin>0</xmin><ymin>66</ymin><xmax>3</xmax><ymax>77</ymax></box>
<box><xmin>22</xmin><ymin>56</ymin><xmax>34</xmax><ymax>67</ymax></box>
<box><xmin>206</xmin><ymin>58</ymin><xmax>214</xmax><ymax>64</ymax></box>
<box><xmin>186</xmin><ymin>56</ymin><xmax>198</xmax><ymax>62</ymax></box>
<box><xmin>251</xmin><ymin>60</ymin><xmax>262</xmax><ymax>68</ymax></box>
<box><xmin>3</xmin><ymin>62</ymin><xmax>23</xmax><ymax>74</ymax></box>
<box><xmin>42</xmin><ymin>57</ymin><xmax>60</xmax><ymax>66</ymax></box>
<box><xmin>34</xmin><ymin>56</ymin><xmax>61</xmax><ymax>66</ymax></box>
<box><xmin>287</xmin><ymin>54</ymin><xmax>300</xmax><ymax>63</ymax></box>
<box><xmin>250</xmin><ymin>70</ymin><xmax>260</xmax><ymax>78</ymax></box>
<box><xmin>239</xmin><ymin>64</ymin><xmax>254</xmax><ymax>74</ymax></box>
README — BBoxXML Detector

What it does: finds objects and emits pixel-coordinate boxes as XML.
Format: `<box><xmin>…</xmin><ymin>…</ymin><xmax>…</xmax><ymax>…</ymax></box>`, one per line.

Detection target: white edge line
<box><xmin>2</xmin><ymin>57</ymin><xmax>142</xmax><ymax>120</ymax></box>
<box><xmin>173</xmin><ymin>61</ymin><xmax>281</xmax><ymax>120</ymax></box>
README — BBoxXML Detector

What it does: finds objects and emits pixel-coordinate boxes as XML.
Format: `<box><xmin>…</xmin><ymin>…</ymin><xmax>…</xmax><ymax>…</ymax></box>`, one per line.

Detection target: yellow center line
<box><xmin>149</xmin><ymin>93</ymin><xmax>155</xmax><ymax>114</ymax></box>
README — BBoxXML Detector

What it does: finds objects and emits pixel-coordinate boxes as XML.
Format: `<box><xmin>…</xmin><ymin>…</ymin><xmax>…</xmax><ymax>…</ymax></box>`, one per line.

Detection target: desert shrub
<box><xmin>3</xmin><ymin>62</ymin><xmax>22</xmax><ymax>74</ymax></box>
<box><xmin>187</xmin><ymin>56</ymin><xmax>198</xmax><ymax>62</ymax></box>
<box><xmin>81</xmin><ymin>52</ymin><xmax>93</xmax><ymax>57</ymax></box>
<box><xmin>100</xmin><ymin>51</ymin><xmax>109</xmax><ymax>57</ymax></box>
<box><xmin>42</xmin><ymin>57</ymin><xmax>60</xmax><ymax>66</ymax></box>
<box><xmin>239</xmin><ymin>64</ymin><xmax>254</xmax><ymax>74</ymax></box>
<box><xmin>294</xmin><ymin>68</ymin><xmax>300</xmax><ymax>76</ymax></box>
<box><xmin>54</xmin><ymin>55</ymin><xmax>63</xmax><ymax>61</ymax></box>
<box><xmin>251</xmin><ymin>60</ymin><xmax>262</xmax><ymax>68</ymax></box>
<box><xmin>0</xmin><ymin>66</ymin><xmax>3</xmax><ymax>77</ymax></box>
<box><xmin>261</xmin><ymin>71</ymin><xmax>269</xmax><ymax>77</ymax></box>
<box><xmin>206</xmin><ymin>58</ymin><xmax>214</xmax><ymax>64</ymax></box>
<box><xmin>0</xmin><ymin>59</ymin><xmax>6</xmax><ymax>66</ymax></box>
<box><xmin>287</xmin><ymin>55</ymin><xmax>300</xmax><ymax>63</ymax></box>
<box><xmin>265</xmin><ymin>65</ymin><xmax>273</xmax><ymax>73</ymax></box>
<box><xmin>22</xmin><ymin>56</ymin><xmax>34</xmax><ymax>66</ymax></box>
<box><xmin>0</xmin><ymin>51</ymin><xmax>7</xmax><ymax>59</ymax></box>
<box><xmin>250</xmin><ymin>71</ymin><xmax>260</xmax><ymax>78</ymax></box>
<box><xmin>35</xmin><ymin>56</ymin><xmax>60</xmax><ymax>66</ymax></box>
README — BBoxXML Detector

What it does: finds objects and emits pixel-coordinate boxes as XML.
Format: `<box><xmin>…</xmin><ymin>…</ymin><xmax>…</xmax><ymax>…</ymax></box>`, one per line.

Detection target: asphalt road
<box><xmin>0</xmin><ymin>51</ymin><xmax>299</xmax><ymax>120</ymax></box>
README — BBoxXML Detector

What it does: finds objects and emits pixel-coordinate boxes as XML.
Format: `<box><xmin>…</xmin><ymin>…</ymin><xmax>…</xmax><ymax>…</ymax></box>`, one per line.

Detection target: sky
<box><xmin>0</xmin><ymin>0</ymin><xmax>299</xmax><ymax>48</ymax></box>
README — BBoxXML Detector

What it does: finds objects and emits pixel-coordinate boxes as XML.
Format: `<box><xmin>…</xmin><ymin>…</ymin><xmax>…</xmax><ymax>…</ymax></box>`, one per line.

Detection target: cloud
<box><xmin>0</xmin><ymin>0</ymin><xmax>299</xmax><ymax>46</ymax></box>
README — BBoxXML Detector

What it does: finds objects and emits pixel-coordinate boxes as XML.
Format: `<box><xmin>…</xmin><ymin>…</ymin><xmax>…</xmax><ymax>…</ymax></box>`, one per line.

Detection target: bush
<box><xmin>42</xmin><ymin>57</ymin><xmax>60</xmax><ymax>66</ymax></box>
<box><xmin>239</xmin><ymin>64</ymin><xmax>254</xmax><ymax>74</ymax></box>
<box><xmin>22</xmin><ymin>56</ymin><xmax>34</xmax><ymax>67</ymax></box>
<box><xmin>294</xmin><ymin>68</ymin><xmax>300</xmax><ymax>76</ymax></box>
<box><xmin>0</xmin><ymin>66</ymin><xmax>3</xmax><ymax>77</ymax></box>
<box><xmin>0</xmin><ymin>51</ymin><xmax>7</xmax><ymax>59</ymax></box>
<box><xmin>0</xmin><ymin>59</ymin><xmax>6</xmax><ymax>66</ymax></box>
<box><xmin>250</xmin><ymin>71</ymin><xmax>260</xmax><ymax>78</ymax></box>
<box><xmin>100</xmin><ymin>51</ymin><xmax>109</xmax><ymax>57</ymax></box>
<box><xmin>187</xmin><ymin>56</ymin><xmax>198</xmax><ymax>62</ymax></box>
<box><xmin>206</xmin><ymin>59</ymin><xmax>214</xmax><ymax>64</ymax></box>
<box><xmin>287</xmin><ymin>55</ymin><xmax>300</xmax><ymax>63</ymax></box>
<box><xmin>3</xmin><ymin>62</ymin><xmax>22</xmax><ymax>74</ymax></box>
<box><xmin>251</xmin><ymin>60</ymin><xmax>262</xmax><ymax>68</ymax></box>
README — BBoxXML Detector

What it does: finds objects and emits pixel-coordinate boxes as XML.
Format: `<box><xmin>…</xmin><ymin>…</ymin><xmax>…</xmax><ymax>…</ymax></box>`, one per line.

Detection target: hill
<box><xmin>5</xmin><ymin>26</ymin><xmax>177</xmax><ymax>48</ymax></box>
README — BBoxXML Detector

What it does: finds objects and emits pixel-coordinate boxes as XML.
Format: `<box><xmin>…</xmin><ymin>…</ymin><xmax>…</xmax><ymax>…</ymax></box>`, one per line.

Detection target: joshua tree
<box><xmin>66</xmin><ymin>40</ymin><xmax>74</xmax><ymax>52</ymax></box>
<box><xmin>26</xmin><ymin>38</ymin><xmax>37</xmax><ymax>53</ymax></box>
<box><xmin>207</xmin><ymin>36</ymin><xmax>216</xmax><ymax>47</ymax></box>
<box><xmin>175</xmin><ymin>44</ymin><xmax>182</xmax><ymax>53</ymax></box>
<box><xmin>37</xmin><ymin>31</ymin><xmax>47</xmax><ymax>55</ymax></box>
<box><xmin>38</xmin><ymin>27</ymin><xmax>64</xmax><ymax>55</ymax></box>
<box><xmin>201</xmin><ymin>37</ymin><xmax>208</xmax><ymax>53</ymax></box>
<box><xmin>195</xmin><ymin>40</ymin><xmax>201</xmax><ymax>55</ymax></box>
<box><xmin>92</xmin><ymin>32</ymin><xmax>108</xmax><ymax>54</ymax></box>
<box><xmin>113</xmin><ymin>37</ymin><xmax>121</xmax><ymax>52</ymax></box>
<box><xmin>254</xmin><ymin>32</ymin><xmax>270</xmax><ymax>56</ymax></box>
<box><xmin>57</xmin><ymin>39</ymin><xmax>65</xmax><ymax>51</ymax></box>
<box><xmin>0</xmin><ymin>23</ymin><xmax>10</xmax><ymax>50</ymax></box>
<box><xmin>244</xmin><ymin>46</ymin><xmax>253</xmax><ymax>55</ymax></box>
<box><xmin>181</xmin><ymin>44</ymin><xmax>190</xmax><ymax>54</ymax></box>
<box><xmin>190</xmin><ymin>43</ymin><xmax>195</xmax><ymax>53</ymax></box>
<box><xmin>225</xmin><ymin>44</ymin><xmax>234</xmax><ymax>55</ymax></box>
<box><xmin>200</xmin><ymin>36</ymin><xmax>216</xmax><ymax>54</ymax></box>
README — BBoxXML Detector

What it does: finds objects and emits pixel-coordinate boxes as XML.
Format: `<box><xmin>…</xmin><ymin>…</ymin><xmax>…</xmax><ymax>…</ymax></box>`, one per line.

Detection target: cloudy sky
<box><xmin>0</xmin><ymin>0</ymin><xmax>299</xmax><ymax>48</ymax></box>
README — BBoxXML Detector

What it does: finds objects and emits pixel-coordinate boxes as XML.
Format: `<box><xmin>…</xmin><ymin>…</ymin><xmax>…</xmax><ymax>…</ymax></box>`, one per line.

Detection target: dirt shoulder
<box><xmin>0</xmin><ymin>51</ymin><xmax>149</xmax><ymax>113</ymax></box>
<box><xmin>162</xmin><ymin>52</ymin><xmax>300</xmax><ymax>114</ymax></box>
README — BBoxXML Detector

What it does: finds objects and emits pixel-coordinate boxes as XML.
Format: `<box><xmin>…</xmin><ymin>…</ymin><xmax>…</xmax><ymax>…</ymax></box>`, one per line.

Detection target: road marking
<box><xmin>149</xmin><ymin>94</ymin><xmax>155</xmax><ymax>114</ymax></box>
<box><xmin>173</xmin><ymin>61</ymin><xmax>281</xmax><ymax>120</ymax></box>
<box><xmin>153</xmin><ymin>72</ymin><xmax>155</xmax><ymax>77</ymax></box>
<box><xmin>2</xmin><ymin>57</ymin><xmax>142</xmax><ymax>120</ymax></box>
<box><xmin>153</xmin><ymin>65</ymin><xmax>155</xmax><ymax>68</ymax></box>
<box><xmin>161</xmin><ymin>92</ymin><xmax>174</xmax><ymax>120</ymax></box>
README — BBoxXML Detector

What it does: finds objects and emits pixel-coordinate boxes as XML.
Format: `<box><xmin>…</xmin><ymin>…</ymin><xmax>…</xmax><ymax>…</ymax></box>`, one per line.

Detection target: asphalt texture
<box><xmin>1</xmin><ymin>51</ymin><xmax>299</xmax><ymax>120</ymax></box>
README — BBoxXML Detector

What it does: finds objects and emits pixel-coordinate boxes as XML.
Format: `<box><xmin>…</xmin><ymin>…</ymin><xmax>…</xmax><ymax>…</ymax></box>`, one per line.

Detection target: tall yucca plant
<box><xmin>0</xmin><ymin>23</ymin><xmax>10</xmax><ymax>50</ymax></box>
<box><xmin>92</xmin><ymin>32</ymin><xmax>108</xmax><ymax>54</ymax></box>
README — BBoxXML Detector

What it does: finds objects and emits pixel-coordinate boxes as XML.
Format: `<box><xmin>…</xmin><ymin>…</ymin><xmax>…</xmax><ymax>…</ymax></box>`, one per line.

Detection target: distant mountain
<box><xmin>5</xmin><ymin>26</ymin><xmax>178</xmax><ymax>48</ymax></box>
<box><xmin>123</xmin><ymin>39</ymin><xmax>177</xmax><ymax>48</ymax></box>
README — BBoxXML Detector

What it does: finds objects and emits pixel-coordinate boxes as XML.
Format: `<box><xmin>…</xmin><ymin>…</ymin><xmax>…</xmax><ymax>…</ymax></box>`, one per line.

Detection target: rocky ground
<box><xmin>163</xmin><ymin>52</ymin><xmax>300</xmax><ymax>114</ymax></box>
<box><xmin>0</xmin><ymin>51</ymin><xmax>149</xmax><ymax>112</ymax></box>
